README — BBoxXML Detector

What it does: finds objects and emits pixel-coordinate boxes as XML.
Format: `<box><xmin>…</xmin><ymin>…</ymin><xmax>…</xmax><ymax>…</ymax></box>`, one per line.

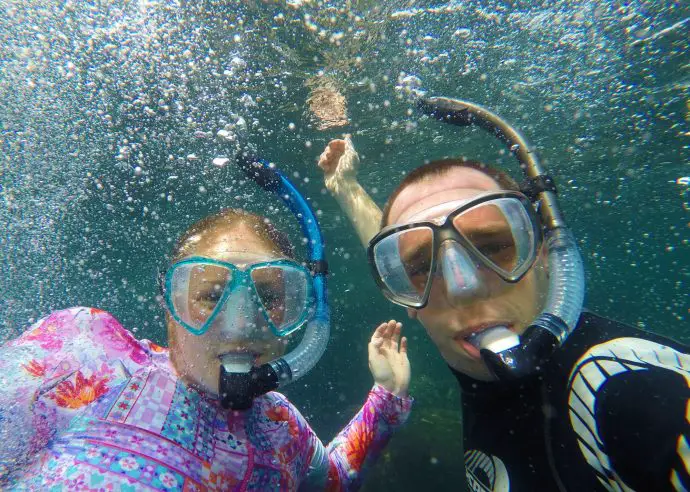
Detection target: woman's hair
<box><xmin>381</xmin><ymin>158</ymin><xmax>520</xmax><ymax>227</ymax></box>
<box><xmin>171</xmin><ymin>208</ymin><xmax>294</xmax><ymax>262</ymax></box>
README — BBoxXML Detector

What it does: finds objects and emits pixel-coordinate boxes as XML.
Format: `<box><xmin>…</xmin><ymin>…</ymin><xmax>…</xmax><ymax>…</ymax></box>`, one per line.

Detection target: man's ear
<box><xmin>407</xmin><ymin>308</ymin><xmax>418</xmax><ymax>320</ymax></box>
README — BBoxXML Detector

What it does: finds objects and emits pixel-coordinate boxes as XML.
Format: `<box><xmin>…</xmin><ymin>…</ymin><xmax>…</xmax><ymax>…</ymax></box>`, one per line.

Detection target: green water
<box><xmin>1</xmin><ymin>1</ymin><xmax>688</xmax><ymax>489</ymax></box>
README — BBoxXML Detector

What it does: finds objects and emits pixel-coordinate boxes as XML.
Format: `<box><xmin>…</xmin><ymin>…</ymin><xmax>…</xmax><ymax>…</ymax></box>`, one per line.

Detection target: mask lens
<box><xmin>169</xmin><ymin>262</ymin><xmax>233</xmax><ymax>332</ymax></box>
<box><xmin>373</xmin><ymin>227</ymin><xmax>434</xmax><ymax>306</ymax></box>
<box><xmin>452</xmin><ymin>197</ymin><xmax>536</xmax><ymax>276</ymax></box>
<box><xmin>251</xmin><ymin>263</ymin><xmax>310</xmax><ymax>335</ymax></box>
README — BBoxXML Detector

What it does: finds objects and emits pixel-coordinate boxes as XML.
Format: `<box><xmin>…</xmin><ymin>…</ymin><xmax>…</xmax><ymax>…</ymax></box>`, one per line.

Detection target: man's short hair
<box><xmin>381</xmin><ymin>159</ymin><xmax>520</xmax><ymax>227</ymax></box>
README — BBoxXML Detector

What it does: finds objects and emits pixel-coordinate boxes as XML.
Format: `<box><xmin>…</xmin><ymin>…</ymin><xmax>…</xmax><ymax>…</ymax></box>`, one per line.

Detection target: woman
<box><xmin>0</xmin><ymin>207</ymin><xmax>412</xmax><ymax>491</ymax></box>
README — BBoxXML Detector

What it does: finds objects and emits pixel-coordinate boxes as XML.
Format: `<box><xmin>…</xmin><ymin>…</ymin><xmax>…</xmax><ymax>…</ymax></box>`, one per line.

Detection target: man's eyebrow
<box><xmin>400</xmin><ymin>242</ymin><xmax>431</xmax><ymax>263</ymax></box>
<box><xmin>462</xmin><ymin>223</ymin><xmax>514</xmax><ymax>241</ymax></box>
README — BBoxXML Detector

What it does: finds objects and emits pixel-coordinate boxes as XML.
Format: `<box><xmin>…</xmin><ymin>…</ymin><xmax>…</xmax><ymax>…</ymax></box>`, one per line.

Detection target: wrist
<box><xmin>374</xmin><ymin>381</ymin><xmax>408</xmax><ymax>398</ymax></box>
<box><xmin>325</xmin><ymin>173</ymin><xmax>358</xmax><ymax>195</ymax></box>
<box><xmin>391</xmin><ymin>387</ymin><xmax>408</xmax><ymax>398</ymax></box>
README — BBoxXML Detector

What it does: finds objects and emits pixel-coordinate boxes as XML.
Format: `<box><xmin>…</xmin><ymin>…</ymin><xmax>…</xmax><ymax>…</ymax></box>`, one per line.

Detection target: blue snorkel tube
<box><xmin>418</xmin><ymin>97</ymin><xmax>586</xmax><ymax>380</ymax></box>
<box><xmin>217</xmin><ymin>151</ymin><xmax>330</xmax><ymax>410</ymax></box>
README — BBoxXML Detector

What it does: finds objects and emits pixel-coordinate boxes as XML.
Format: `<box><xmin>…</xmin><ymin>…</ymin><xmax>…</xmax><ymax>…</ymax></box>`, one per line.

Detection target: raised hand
<box><xmin>317</xmin><ymin>134</ymin><xmax>360</xmax><ymax>193</ymax></box>
<box><xmin>368</xmin><ymin>320</ymin><xmax>410</xmax><ymax>398</ymax></box>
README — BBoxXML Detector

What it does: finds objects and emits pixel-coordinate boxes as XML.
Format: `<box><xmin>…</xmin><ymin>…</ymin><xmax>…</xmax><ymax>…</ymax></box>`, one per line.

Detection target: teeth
<box><xmin>466</xmin><ymin>326</ymin><xmax>520</xmax><ymax>354</ymax></box>
<box><xmin>220</xmin><ymin>353</ymin><xmax>253</xmax><ymax>373</ymax></box>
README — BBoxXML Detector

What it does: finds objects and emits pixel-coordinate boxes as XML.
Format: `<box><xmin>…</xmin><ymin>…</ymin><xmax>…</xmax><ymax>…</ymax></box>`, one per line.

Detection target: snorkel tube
<box><xmin>418</xmin><ymin>97</ymin><xmax>585</xmax><ymax>380</ymax></box>
<box><xmin>217</xmin><ymin>151</ymin><xmax>330</xmax><ymax>410</ymax></box>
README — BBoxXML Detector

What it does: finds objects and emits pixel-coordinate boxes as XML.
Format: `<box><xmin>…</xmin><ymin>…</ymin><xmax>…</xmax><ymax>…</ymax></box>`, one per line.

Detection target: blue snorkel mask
<box><xmin>163</xmin><ymin>151</ymin><xmax>329</xmax><ymax>410</ymax></box>
<box><xmin>164</xmin><ymin>257</ymin><xmax>315</xmax><ymax>337</ymax></box>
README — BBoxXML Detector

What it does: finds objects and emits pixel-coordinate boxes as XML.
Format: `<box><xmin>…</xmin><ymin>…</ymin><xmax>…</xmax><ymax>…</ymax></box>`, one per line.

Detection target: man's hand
<box><xmin>368</xmin><ymin>320</ymin><xmax>410</xmax><ymax>397</ymax></box>
<box><xmin>317</xmin><ymin>135</ymin><xmax>360</xmax><ymax>193</ymax></box>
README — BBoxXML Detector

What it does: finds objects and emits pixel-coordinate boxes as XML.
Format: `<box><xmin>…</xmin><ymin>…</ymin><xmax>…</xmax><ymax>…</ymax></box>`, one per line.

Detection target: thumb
<box><xmin>368</xmin><ymin>340</ymin><xmax>381</xmax><ymax>361</ymax></box>
<box><xmin>344</xmin><ymin>134</ymin><xmax>355</xmax><ymax>152</ymax></box>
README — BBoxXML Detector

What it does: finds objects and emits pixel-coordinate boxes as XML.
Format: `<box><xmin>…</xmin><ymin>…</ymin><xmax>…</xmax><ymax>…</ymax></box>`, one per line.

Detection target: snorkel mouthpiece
<box><xmin>219</xmin><ymin>360</ymin><xmax>283</xmax><ymax>410</ymax></box>
<box><xmin>479</xmin><ymin>324</ymin><xmax>561</xmax><ymax>380</ymax></box>
<box><xmin>466</xmin><ymin>326</ymin><xmax>519</xmax><ymax>354</ymax></box>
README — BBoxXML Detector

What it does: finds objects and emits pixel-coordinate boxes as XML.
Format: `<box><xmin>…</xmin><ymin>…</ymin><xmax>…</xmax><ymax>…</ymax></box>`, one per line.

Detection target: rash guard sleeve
<box><xmin>0</xmin><ymin>307</ymin><xmax>145</xmax><ymax>484</ymax></box>
<box><xmin>322</xmin><ymin>384</ymin><xmax>413</xmax><ymax>491</ymax></box>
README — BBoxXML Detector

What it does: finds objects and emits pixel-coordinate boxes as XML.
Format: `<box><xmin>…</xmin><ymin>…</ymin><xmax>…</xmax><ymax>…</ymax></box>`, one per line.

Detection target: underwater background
<box><xmin>1</xmin><ymin>1</ymin><xmax>688</xmax><ymax>489</ymax></box>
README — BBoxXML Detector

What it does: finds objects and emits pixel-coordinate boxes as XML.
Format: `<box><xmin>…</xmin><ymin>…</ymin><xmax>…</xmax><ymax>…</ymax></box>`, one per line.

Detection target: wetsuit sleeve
<box><xmin>567</xmin><ymin>337</ymin><xmax>690</xmax><ymax>491</ymax></box>
<box><xmin>322</xmin><ymin>384</ymin><xmax>413</xmax><ymax>491</ymax></box>
<box><xmin>0</xmin><ymin>307</ymin><xmax>139</xmax><ymax>484</ymax></box>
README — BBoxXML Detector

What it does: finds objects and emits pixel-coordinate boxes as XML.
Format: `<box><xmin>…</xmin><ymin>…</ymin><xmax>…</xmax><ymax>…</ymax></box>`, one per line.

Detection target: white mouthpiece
<box><xmin>467</xmin><ymin>326</ymin><xmax>520</xmax><ymax>354</ymax></box>
<box><xmin>221</xmin><ymin>353</ymin><xmax>253</xmax><ymax>373</ymax></box>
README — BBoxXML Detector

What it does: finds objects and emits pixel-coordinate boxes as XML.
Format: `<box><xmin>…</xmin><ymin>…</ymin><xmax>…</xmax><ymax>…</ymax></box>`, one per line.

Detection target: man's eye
<box><xmin>477</xmin><ymin>241</ymin><xmax>515</xmax><ymax>256</ymax></box>
<box><xmin>405</xmin><ymin>256</ymin><xmax>431</xmax><ymax>277</ymax></box>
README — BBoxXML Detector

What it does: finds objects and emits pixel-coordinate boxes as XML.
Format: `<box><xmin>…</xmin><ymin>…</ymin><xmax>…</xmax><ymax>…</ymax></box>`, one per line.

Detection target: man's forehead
<box><xmin>388</xmin><ymin>167</ymin><xmax>502</xmax><ymax>225</ymax></box>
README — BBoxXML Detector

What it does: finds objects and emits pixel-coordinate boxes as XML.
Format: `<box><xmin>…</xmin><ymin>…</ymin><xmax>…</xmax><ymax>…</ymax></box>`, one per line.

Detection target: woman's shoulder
<box><xmin>8</xmin><ymin>306</ymin><xmax>151</xmax><ymax>367</ymax></box>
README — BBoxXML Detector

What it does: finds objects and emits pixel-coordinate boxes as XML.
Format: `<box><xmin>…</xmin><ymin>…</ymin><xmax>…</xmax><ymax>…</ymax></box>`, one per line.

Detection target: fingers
<box><xmin>370</xmin><ymin>321</ymin><xmax>387</xmax><ymax>347</ymax></box>
<box><xmin>400</xmin><ymin>336</ymin><xmax>408</xmax><ymax>354</ymax></box>
<box><xmin>389</xmin><ymin>320</ymin><xmax>402</xmax><ymax>351</ymax></box>
<box><xmin>371</xmin><ymin>320</ymin><xmax>403</xmax><ymax>352</ymax></box>
<box><xmin>330</xmin><ymin>139</ymin><xmax>346</xmax><ymax>152</ymax></box>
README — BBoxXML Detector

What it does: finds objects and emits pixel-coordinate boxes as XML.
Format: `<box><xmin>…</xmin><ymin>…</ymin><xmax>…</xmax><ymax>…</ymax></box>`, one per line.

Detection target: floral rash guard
<box><xmin>0</xmin><ymin>307</ymin><xmax>412</xmax><ymax>491</ymax></box>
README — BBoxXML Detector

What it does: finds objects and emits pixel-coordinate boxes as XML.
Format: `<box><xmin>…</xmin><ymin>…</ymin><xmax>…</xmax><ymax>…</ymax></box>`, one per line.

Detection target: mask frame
<box><xmin>368</xmin><ymin>191</ymin><xmax>542</xmax><ymax>309</ymax></box>
<box><xmin>163</xmin><ymin>256</ymin><xmax>315</xmax><ymax>337</ymax></box>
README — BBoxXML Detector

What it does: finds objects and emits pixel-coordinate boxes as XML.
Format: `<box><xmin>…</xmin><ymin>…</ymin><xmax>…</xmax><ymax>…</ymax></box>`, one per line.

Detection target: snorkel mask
<box><xmin>371</xmin><ymin>97</ymin><xmax>585</xmax><ymax>380</ymax></box>
<box><xmin>163</xmin><ymin>154</ymin><xmax>329</xmax><ymax>410</ymax></box>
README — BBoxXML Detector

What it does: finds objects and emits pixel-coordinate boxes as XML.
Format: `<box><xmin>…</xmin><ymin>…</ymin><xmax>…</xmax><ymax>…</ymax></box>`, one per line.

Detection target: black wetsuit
<box><xmin>456</xmin><ymin>312</ymin><xmax>690</xmax><ymax>492</ymax></box>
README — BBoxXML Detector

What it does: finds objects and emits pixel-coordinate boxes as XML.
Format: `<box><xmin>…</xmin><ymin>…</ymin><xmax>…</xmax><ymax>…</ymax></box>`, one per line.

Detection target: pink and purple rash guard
<box><xmin>0</xmin><ymin>307</ymin><xmax>412</xmax><ymax>491</ymax></box>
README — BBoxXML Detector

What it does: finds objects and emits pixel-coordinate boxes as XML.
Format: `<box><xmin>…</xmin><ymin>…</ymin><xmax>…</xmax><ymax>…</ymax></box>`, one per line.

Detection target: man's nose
<box><xmin>437</xmin><ymin>241</ymin><xmax>488</xmax><ymax>303</ymax></box>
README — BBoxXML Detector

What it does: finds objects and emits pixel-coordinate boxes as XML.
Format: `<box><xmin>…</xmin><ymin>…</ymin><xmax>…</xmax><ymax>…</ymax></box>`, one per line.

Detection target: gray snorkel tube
<box><xmin>217</xmin><ymin>151</ymin><xmax>330</xmax><ymax>410</ymax></box>
<box><xmin>418</xmin><ymin>97</ymin><xmax>585</xmax><ymax>380</ymax></box>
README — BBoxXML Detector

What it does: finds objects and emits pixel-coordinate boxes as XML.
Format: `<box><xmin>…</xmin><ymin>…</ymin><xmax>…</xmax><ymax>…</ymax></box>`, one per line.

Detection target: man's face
<box><xmin>386</xmin><ymin>167</ymin><xmax>549</xmax><ymax>380</ymax></box>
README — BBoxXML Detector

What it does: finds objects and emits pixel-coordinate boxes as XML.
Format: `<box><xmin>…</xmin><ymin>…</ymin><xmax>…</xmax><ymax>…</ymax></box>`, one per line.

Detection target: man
<box><xmin>316</xmin><ymin>98</ymin><xmax>690</xmax><ymax>491</ymax></box>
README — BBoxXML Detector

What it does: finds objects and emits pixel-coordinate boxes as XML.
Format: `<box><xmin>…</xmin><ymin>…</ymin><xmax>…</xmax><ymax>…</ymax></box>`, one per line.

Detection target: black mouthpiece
<box><xmin>219</xmin><ymin>363</ymin><xmax>280</xmax><ymax>411</ymax></box>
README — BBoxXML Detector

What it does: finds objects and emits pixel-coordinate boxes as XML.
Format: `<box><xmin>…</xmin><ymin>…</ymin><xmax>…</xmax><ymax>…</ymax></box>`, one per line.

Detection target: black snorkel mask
<box><xmin>416</xmin><ymin>97</ymin><xmax>586</xmax><ymax>380</ymax></box>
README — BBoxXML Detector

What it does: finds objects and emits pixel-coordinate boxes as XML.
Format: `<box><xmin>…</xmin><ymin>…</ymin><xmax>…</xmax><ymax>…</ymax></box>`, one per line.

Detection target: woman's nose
<box><xmin>215</xmin><ymin>288</ymin><xmax>260</xmax><ymax>337</ymax></box>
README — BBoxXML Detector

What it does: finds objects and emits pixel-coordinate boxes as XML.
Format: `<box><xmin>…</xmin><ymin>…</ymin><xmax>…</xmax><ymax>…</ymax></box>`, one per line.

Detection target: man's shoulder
<box><xmin>558</xmin><ymin>313</ymin><xmax>690</xmax><ymax>491</ymax></box>
<box><xmin>551</xmin><ymin>311</ymin><xmax>686</xmax><ymax>376</ymax></box>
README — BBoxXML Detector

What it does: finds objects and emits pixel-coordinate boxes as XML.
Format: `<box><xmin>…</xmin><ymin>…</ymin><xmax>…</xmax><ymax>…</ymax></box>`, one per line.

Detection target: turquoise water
<box><xmin>1</xmin><ymin>1</ymin><xmax>688</xmax><ymax>489</ymax></box>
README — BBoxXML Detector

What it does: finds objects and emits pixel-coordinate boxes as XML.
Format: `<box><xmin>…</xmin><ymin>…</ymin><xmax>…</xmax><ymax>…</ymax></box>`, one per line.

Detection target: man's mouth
<box><xmin>456</xmin><ymin>324</ymin><xmax>519</xmax><ymax>359</ymax></box>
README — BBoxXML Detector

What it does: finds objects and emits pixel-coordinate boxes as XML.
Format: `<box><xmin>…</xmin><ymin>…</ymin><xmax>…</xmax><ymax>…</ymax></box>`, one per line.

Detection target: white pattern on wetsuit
<box><xmin>567</xmin><ymin>337</ymin><xmax>690</xmax><ymax>492</ymax></box>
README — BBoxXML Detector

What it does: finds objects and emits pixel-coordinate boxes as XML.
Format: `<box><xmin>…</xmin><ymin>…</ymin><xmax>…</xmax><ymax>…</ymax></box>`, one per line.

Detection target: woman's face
<box><xmin>167</xmin><ymin>223</ymin><xmax>288</xmax><ymax>395</ymax></box>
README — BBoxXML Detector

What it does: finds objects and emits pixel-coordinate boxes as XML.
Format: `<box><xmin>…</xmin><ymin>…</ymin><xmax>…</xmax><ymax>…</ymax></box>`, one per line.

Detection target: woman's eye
<box><xmin>200</xmin><ymin>290</ymin><xmax>222</xmax><ymax>303</ymax></box>
<box><xmin>257</xmin><ymin>285</ymin><xmax>282</xmax><ymax>306</ymax></box>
